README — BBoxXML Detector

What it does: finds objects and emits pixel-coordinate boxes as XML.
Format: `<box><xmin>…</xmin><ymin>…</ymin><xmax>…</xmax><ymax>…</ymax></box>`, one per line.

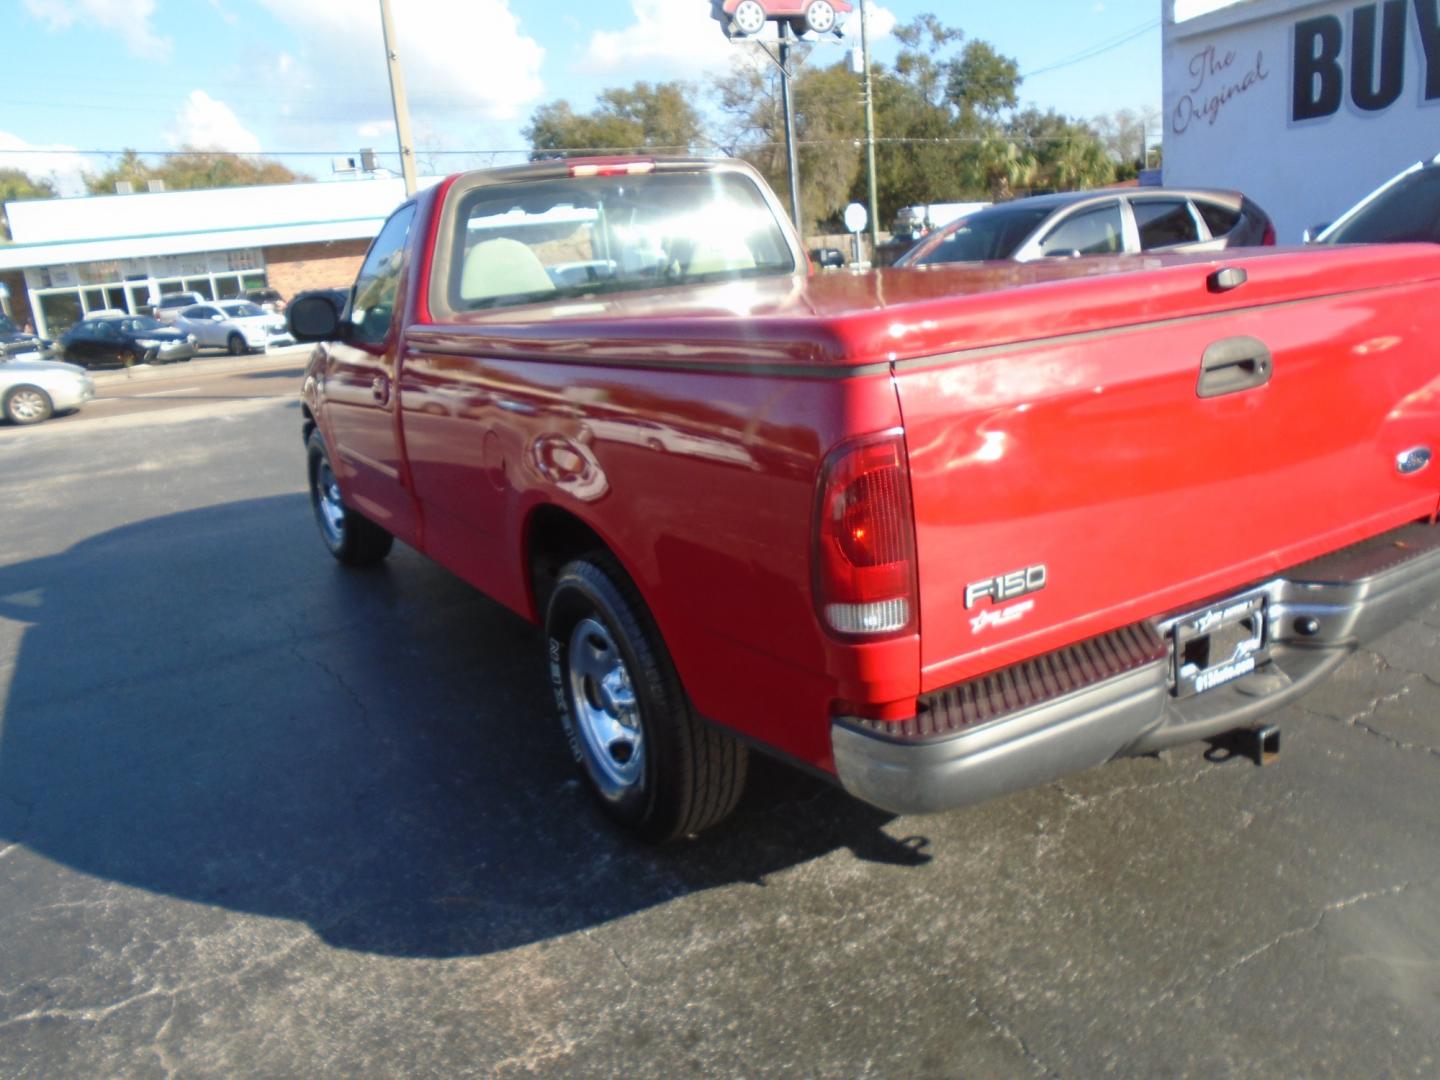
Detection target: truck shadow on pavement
<box><xmin>0</xmin><ymin>495</ymin><xmax>929</xmax><ymax>958</ymax></box>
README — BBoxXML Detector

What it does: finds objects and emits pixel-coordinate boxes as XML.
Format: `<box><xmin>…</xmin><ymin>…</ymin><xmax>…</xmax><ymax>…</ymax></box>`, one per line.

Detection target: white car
<box><xmin>1</xmin><ymin>355</ymin><xmax>96</xmax><ymax>425</ymax></box>
<box><xmin>171</xmin><ymin>300</ymin><xmax>295</xmax><ymax>355</ymax></box>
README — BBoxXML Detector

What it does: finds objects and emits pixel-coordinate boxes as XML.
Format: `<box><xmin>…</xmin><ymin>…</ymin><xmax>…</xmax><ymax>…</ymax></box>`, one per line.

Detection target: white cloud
<box><xmin>23</xmin><ymin>0</ymin><xmax>170</xmax><ymax>58</ymax></box>
<box><xmin>585</xmin><ymin>0</ymin><xmax>737</xmax><ymax>77</ymax></box>
<box><xmin>0</xmin><ymin>130</ymin><xmax>92</xmax><ymax>197</ymax></box>
<box><xmin>839</xmin><ymin>3</ymin><xmax>896</xmax><ymax>42</ymax></box>
<box><xmin>254</xmin><ymin>0</ymin><xmax>545</xmax><ymax>124</ymax></box>
<box><xmin>357</xmin><ymin>120</ymin><xmax>395</xmax><ymax>140</ymax></box>
<box><xmin>167</xmin><ymin>91</ymin><xmax>262</xmax><ymax>154</ymax></box>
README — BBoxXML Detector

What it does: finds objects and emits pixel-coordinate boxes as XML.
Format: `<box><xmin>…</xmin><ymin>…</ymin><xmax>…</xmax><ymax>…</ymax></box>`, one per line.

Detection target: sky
<box><xmin>0</xmin><ymin>0</ymin><xmax>1188</xmax><ymax>196</ymax></box>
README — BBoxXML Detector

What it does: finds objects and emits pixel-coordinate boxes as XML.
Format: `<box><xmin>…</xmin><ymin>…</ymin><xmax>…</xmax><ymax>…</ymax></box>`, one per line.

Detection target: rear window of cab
<box><xmin>430</xmin><ymin>168</ymin><xmax>797</xmax><ymax>316</ymax></box>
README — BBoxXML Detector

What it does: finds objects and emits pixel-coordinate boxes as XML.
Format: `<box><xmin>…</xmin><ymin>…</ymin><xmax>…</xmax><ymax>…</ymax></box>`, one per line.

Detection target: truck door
<box><xmin>320</xmin><ymin>202</ymin><xmax>419</xmax><ymax>543</ymax></box>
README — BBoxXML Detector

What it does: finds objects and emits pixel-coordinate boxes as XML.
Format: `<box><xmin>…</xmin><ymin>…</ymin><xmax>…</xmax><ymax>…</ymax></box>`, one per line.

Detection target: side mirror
<box><xmin>211</xmin><ymin>314</ymin><xmax>225</xmax><ymax>322</ymax></box>
<box><xmin>288</xmin><ymin>293</ymin><xmax>343</xmax><ymax>342</ymax></box>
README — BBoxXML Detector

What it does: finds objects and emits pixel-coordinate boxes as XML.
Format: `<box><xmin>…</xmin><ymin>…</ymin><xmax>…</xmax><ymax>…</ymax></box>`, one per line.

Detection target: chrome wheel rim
<box><xmin>566</xmin><ymin>617</ymin><xmax>644</xmax><ymax>802</ymax></box>
<box><xmin>806</xmin><ymin>1</ymin><xmax>836</xmax><ymax>32</ymax></box>
<box><xmin>315</xmin><ymin>457</ymin><xmax>346</xmax><ymax>546</ymax></box>
<box><xmin>9</xmin><ymin>389</ymin><xmax>47</xmax><ymax>422</ymax></box>
<box><xmin>734</xmin><ymin>1</ymin><xmax>765</xmax><ymax>35</ymax></box>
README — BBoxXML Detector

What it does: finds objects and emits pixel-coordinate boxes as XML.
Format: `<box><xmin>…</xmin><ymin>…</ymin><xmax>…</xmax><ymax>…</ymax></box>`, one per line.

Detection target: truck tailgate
<box><xmin>892</xmin><ymin>247</ymin><xmax>1440</xmax><ymax>689</ymax></box>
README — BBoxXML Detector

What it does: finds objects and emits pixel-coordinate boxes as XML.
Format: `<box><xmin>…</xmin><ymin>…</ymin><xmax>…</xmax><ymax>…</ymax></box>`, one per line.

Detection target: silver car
<box><xmin>1</xmin><ymin>355</ymin><xmax>96</xmax><ymax>425</ymax></box>
<box><xmin>896</xmin><ymin>188</ymin><xmax>1276</xmax><ymax>267</ymax></box>
<box><xmin>171</xmin><ymin>300</ymin><xmax>295</xmax><ymax>355</ymax></box>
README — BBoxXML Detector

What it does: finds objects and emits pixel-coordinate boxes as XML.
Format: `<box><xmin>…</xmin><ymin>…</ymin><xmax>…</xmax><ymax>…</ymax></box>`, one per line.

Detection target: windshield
<box><xmin>222</xmin><ymin>302</ymin><xmax>266</xmax><ymax>318</ymax></box>
<box><xmin>439</xmin><ymin>169</ymin><xmax>795</xmax><ymax>314</ymax></box>
<box><xmin>902</xmin><ymin>204</ymin><xmax>1053</xmax><ymax>265</ymax></box>
<box><xmin>120</xmin><ymin>317</ymin><xmax>165</xmax><ymax>333</ymax></box>
<box><xmin>1324</xmin><ymin>166</ymin><xmax>1440</xmax><ymax>244</ymax></box>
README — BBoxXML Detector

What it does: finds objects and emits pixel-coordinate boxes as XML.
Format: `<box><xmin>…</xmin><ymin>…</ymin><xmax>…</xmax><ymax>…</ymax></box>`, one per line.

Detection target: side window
<box><xmin>1194</xmin><ymin>200</ymin><xmax>1241</xmax><ymax>238</ymax></box>
<box><xmin>1039</xmin><ymin>203</ymin><xmax>1124</xmax><ymax>256</ymax></box>
<box><xmin>1133</xmin><ymin>199</ymin><xmax>1200</xmax><ymax>249</ymax></box>
<box><xmin>352</xmin><ymin>204</ymin><xmax>416</xmax><ymax>345</ymax></box>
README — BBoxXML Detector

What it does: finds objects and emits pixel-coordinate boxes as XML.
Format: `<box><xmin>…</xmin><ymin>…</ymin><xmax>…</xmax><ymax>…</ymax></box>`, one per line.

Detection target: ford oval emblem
<box><xmin>1396</xmin><ymin>446</ymin><xmax>1432</xmax><ymax>475</ymax></box>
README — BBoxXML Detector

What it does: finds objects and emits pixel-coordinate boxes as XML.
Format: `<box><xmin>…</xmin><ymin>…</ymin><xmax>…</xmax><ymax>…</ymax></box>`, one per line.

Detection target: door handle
<box><xmin>371</xmin><ymin>375</ymin><xmax>391</xmax><ymax>405</ymax></box>
<box><xmin>1197</xmin><ymin>336</ymin><xmax>1271</xmax><ymax>398</ymax></box>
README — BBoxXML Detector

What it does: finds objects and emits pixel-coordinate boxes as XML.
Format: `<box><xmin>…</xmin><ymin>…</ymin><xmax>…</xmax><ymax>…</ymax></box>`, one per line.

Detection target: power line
<box><xmin>1022</xmin><ymin>18</ymin><xmax>1160</xmax><ymax>79</ymax></box>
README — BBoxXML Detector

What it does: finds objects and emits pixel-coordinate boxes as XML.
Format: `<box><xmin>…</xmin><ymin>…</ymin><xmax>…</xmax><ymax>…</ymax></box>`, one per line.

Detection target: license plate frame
<box><xmin>1168</xmin><ymin>590</ymin><xmax>1269</xmax><ymax>698</ymax></box>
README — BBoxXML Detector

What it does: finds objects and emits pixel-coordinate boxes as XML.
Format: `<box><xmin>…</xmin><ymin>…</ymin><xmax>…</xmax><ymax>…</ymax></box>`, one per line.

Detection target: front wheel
<box><xmin>546</xmin><ymin>555</ymin><xmax>748</xmax><ymax>841</ymax></box>
<box><xmin>227</xmin><ymin>333</ymin><xmax>248</xmax><ymax>356</ymax></box>
<box><xmin>3</xmin><ymin>384</ymin><xmax>53</xmax><ymax>425</ymax></box>
<box><xmin>306</xmin><ymin>430</ymin><xmax>394</xmax><ymax>565</ymax></box>
<box><xmin>804</xmin><ymin>0</ymin><xmax>838</xmax><ymax>33</ymax></box>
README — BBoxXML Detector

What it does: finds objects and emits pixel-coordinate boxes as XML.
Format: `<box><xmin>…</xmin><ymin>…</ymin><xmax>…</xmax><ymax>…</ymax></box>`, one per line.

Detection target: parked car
<box><xmin>1311</xmin><ymin>153</ymin><xmax>1440</xmax><ymax>245</ymax></box>
<box><xmin>809</xmin><ymin>246</ymin><xmax>846</xmax><ymax>268</ymax></box>
<box><xmin>152</xmin><ymin>292</ymin><xmax>206</xmax><ymax>324</ymax></box>
<box><xmin>292</xmin><ymin>155</ymin><xmax>1440</xmax><ymax>842</ymax></box>
<box><xmin>245</xmin><ymin>287</ymin><xmax>287</xmax><ymax>313</ymax></box>
<box><xmin>172</xmin><ymin>299</ymin><xmax>294</xmax><ymax>355</ymax></box>
<box><xmin>1</xmin><ymin>352</ymin><xmax>95</xmax><ymax>425</ymax></box>
<box><xmin>60</xmin><ymin>315</ymin><xmax>196</xmax><ymax>368</ymax></box>
<box><xmin>721</xmin><ymin>0</ymin><xmax>851</xmax><ymax>37</ymax></box>
<box><xmin>896</xmin><ymin>188</ymin><xmax>1275</xmax><ymax>267</ymax></box>
<box><xmin>0</xmin><ymin>314</ymin><xmax>57</xmax><ymax>360</ymax></box>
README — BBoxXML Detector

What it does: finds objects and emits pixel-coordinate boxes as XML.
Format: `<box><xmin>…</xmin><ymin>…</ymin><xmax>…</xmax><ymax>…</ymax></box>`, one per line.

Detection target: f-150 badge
<box><xmin>965</xmin><ymin>565</ymin><xmax>1047</xmax><ymax>609</ymax></box>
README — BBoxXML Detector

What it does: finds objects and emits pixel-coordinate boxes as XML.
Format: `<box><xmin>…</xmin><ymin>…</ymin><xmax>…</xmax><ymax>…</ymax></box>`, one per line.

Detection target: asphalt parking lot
<box><xmin>1</xmin><ymin>385</ymin><xmax>1438</xmax><ymax>1078</ymax></box>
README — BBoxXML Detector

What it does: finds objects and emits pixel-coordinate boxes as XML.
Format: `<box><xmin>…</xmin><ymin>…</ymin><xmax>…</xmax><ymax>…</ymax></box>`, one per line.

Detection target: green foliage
<box><xmin>947</xmin><ymin>41</ymin><xmax>1021</xmax><ymax>120</ymax></box>
<box><xmin>525</xmin><ymin>81</ymin><xmax>703</xmax><ymax>155</ymax></box>
<box><xmin>82</xmin><ymin>148</ymin><xmax>307</xmax><ymax>196</ymax></box>
<box><xmin>0</xmin><ymin>168</ymin><xmax>57</xmax><ymax>242</ymax></box>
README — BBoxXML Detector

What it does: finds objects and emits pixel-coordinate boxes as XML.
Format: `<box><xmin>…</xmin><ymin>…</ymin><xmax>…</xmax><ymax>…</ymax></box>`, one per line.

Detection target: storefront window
<box><xmin>39</xmin><ymin>293</ymin><xmax>82</xmax><ymax>335</ymax></box>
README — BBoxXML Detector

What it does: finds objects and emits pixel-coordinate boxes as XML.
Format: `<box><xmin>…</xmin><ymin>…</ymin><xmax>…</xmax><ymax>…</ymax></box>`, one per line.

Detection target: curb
<box><xmin>89</xmin><ymin>344</ymin><xmax>313</xmax><ymax>386</ymax></box>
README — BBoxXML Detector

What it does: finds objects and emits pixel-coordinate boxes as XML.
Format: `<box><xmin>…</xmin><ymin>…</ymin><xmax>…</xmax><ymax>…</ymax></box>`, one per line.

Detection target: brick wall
<box><xmin>0</xmin><ymin>271</ymin><xmax>34</xmax><ymax>330</ymax></box>
<box><xmin>262</xmin><ymin>239</ymin><xmax>370</xmax><ymax>300</ymax></box>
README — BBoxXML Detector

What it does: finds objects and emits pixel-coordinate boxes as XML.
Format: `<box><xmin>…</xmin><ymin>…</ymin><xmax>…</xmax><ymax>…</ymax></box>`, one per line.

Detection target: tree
<box><xmin>0</xmin><ymin>169</ymin><xmax>57</xmax><ymax>242</ymax></box>
<box><xmin>946</xmin><ymin>41</ymin><xmax>1021</xmax><ymax>122</ymax></box>
<box><xmin>1092</xmin><ymin>107</ymin><xmax>1162</xmax><ymax>174</ymax></box>
<box><xmin>1006</xmin><ymin>108</ymin><xmax>1114</xmax><ymax>192</ymax></box>
<box><xmin>83</xmin><ymin>148</ymin><xmax>307</xmax><ymax>196</ymax></box>
<box><xmin>526</xmin><ymin>81</ymin><xmax>703</xmax><ymax>156</ymax></box>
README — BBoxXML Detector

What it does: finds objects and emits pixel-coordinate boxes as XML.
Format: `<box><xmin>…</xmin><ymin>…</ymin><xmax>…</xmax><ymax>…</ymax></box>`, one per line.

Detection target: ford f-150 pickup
<box><xmin>290</xmin><ymin>156</ymin><xmax>1440</xmax><ymax>841</ymax></box>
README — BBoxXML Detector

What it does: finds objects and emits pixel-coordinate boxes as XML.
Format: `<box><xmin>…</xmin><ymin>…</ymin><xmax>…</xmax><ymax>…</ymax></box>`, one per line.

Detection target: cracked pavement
<box><xmin>1</xmin><ymin>395</ymin><xmax>1439</xmax><ymax>1078</ymax></box>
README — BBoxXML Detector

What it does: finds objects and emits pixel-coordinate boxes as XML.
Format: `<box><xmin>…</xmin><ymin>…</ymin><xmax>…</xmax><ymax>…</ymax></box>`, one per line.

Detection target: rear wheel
<box><xmin>3</xmin><ymin>385</ymin><xmax>53</xmax><ymax>425</ymax></box>
<box><xmin>306</xmin><ymin>430</ymin><xmax>394</xmax><ymax>566</ymax></box>
<box><xmin>546</xmin><ymin>555</ymin><xmax>748</xmax><ymax>841</ymax></box>
<box><xmin>730</xmin><ymin>0</ymin><xmax>766</xmax><ymax>36</ymax></box>
<box><xmin>227</xmin><ymin>333</ymin><xmax>248</xmax><ymax>356</ymax></box>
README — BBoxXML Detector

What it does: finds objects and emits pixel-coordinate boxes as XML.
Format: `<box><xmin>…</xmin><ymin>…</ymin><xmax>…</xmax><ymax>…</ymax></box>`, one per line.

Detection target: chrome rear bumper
<box><xmin>833</xmin><ymin>522</ymin><xmax>1440</xmax><ymax>815</ymax></box>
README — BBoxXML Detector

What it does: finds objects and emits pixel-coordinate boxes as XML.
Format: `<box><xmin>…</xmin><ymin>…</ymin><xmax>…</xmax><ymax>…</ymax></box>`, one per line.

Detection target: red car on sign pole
<box><xmin>721</xmin><ymin>0</ymin><xmax>853</xmax><ymax>37</ymax></box>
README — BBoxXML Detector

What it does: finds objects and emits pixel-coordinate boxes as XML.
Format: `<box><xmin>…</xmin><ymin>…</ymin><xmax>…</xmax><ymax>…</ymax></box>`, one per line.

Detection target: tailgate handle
<box><xmin>1198</xmin><ymin>336</ymin><xmax>1271</xmax><ymax>398</ymax></box>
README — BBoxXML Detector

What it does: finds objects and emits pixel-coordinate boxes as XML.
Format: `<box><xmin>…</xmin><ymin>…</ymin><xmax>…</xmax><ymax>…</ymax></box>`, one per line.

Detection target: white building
<box><xmin>0</xmin><ymin>177</ymin><xmax>437</xmax><ymax>337</ymax></box>
<box><xmin>1162</xmin><ymin>0</ymin><xmax>1439</xmax><ymax>240</ymax></box>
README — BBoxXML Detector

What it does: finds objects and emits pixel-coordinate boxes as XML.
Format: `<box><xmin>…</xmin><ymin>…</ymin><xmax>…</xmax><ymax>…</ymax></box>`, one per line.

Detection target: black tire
<box><xmin>3</xmin><ymin>384</ymin><xmax>54</xmax><ymax>425</ymax></box>
<box><xmin>306</xmin><ymin>430</ymin><xmax>394</xmax><ymax>566</ymax></box>
<box><xmin>227</xmin><ymin>333</ymin><xmax>248</xmax><ymax>356</ymax></box>
<box><xmin>546</xmin><ymin>554</ymin><xmax>748</xmax><ymax>841</ymax></box>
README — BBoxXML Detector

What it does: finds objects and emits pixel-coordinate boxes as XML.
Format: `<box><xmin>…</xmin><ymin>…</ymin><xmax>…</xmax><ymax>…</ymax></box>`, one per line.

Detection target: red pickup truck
<box><xmin>291</xmin><ymin>157</ymin><xmax>1440</xmax><ymax>841</ymax></box>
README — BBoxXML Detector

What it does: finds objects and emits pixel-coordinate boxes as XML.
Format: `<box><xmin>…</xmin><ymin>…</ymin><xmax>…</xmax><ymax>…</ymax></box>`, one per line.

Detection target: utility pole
<box><xmin>378</xmin><ymin>0</ymin><xmax>417</xmax><ymax>196</ymax></box>
<box><xmin>777</xmin><ymin>20</ymin><xmax>803</xmax><ymax>233</ymax></box>
<box><xmin>860</xmin><ymin>0</ymin><xmax>879</xmax><ymax>255</ymax></box>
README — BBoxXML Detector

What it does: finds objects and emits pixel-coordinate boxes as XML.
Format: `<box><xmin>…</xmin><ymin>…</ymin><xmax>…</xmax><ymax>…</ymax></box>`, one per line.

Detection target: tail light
<box><xmin>1261</xmin><ymin>221</ymin><xmax>1276</xmax><ymax>245</ymax></box>
<box><xmin>569</xmin><ymin>159</ymin><xmax>655</xmax><ymax>177</ymax></box>
<box><xmin>813</xmin><ymin>431</ymin><xmax>918</xmax><ymax>637</ymax></box>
